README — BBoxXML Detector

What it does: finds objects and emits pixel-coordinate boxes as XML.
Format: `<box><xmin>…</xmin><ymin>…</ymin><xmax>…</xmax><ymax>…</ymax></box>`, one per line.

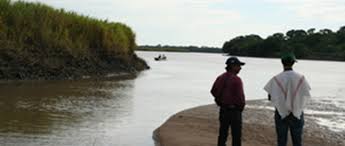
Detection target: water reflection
<box><xmin>0</xmin><ymin>74</ymin><xmax>136</xmax><ymax>145</ymax></box>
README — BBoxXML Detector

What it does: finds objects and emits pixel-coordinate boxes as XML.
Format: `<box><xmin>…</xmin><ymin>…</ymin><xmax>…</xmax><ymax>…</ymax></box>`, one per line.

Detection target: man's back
<box><xmin>264</xmin><ymin>52</ymin><xmax>311</xmax><ymax>146</ymax></box>
<box><xmin>265</xmin><ymin>70</ymin><xmax>311</xmax><ymax>119</ymax></box>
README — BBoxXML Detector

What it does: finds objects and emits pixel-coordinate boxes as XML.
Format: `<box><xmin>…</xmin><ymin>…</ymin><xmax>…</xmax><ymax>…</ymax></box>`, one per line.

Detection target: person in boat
<box><xmin>161</xmin><ymin>54</ymin><xmax>166</xmax><ymax>60</ymax></box>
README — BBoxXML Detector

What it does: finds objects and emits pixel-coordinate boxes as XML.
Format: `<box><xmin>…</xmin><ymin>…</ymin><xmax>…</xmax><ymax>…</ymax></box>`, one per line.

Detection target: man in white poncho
<box><xmin>264</xmin><ymin>53</ymin><xmax>311</xmax><ymax>146</ymax></box>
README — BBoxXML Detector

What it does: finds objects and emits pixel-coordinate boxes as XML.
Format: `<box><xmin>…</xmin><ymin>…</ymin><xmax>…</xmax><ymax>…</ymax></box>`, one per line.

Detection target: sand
<box><xmin>153</xmin><ymin>100</ymin><xmax>345</xmax><ymax>146</ymax></box>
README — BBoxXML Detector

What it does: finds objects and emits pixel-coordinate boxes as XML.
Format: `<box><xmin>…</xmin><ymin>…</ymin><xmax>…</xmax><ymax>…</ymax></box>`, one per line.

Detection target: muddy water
<box><xmin>0</xmin><ymin>75</ymin><xmax>138</xmax><ymax>145</ymax></box>
<box><xmin>0</xmin><ymin>51</ymin><xmax>344</xmax><ymax>145</ymax></box>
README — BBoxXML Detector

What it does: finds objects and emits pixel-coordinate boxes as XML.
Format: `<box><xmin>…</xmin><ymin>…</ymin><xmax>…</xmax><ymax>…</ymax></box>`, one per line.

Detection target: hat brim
<box><xmin>232</xmin><ymin>62</ymin><xmax>245</xmax><ymax>66</ymax></box>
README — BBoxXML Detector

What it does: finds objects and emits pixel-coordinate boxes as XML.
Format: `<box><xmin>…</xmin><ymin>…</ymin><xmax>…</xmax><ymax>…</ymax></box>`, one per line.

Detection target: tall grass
<box><xmin>0</xmin><ymin>0</ymin><xmax>136</xmax><ymax>58</ymax></box>
<box><xmin>0</xmin><ymin>0</ymin><xmax>148</xmax><ymax>80</ymax></box>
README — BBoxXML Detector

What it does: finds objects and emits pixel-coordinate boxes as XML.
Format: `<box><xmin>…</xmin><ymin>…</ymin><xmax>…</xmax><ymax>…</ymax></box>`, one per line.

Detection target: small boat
<box><xmin>154</xmin><ymin>54</ymin><xmax>167</xmax><ymax>61</ymax></box>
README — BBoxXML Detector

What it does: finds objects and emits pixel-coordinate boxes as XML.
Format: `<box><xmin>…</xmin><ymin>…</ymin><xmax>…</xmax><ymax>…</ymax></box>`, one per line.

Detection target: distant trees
<box><xmin>223</xmin><ymin>27</ymin><xmax>345</xmax><ymax>61</ymax></box>
<box><xmin>137</xmin><ymin>45</ymin><xmax>222</xmax><ymax>53</ymax></box>
<box><xmin>222</xmin><ymin>35</ymin><xmax>263</xmax><ymax>56</ymax></box>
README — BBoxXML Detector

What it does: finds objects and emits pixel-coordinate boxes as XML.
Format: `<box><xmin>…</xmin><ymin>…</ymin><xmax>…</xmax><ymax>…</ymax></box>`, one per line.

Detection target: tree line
<box><xmin>222</xmin><ymin>27</ymin><xmax>345</xmax><ymax>61</ymax></box>
<box><xmin>137</xmin><ymin>45</ymin><xmax>222</xmax><ymax>53</ymax></box>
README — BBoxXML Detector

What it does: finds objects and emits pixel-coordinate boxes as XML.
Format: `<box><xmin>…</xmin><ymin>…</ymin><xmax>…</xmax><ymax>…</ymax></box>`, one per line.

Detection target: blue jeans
<box><xmin>217</xmin><ymin>107</ymin><xmax>242</xmax><ymax>146</ymax></box>
<box><xmin>275</xmin><ymin>110</ymin><xmax>304</xmax><ymax>146</ymax></box>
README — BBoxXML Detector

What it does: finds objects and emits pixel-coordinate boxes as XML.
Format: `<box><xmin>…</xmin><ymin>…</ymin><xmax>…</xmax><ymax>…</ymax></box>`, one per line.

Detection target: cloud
<box><xmin>18</xmin><ymin>0</ymin><xmax>345</xmax><ymax>46</ymax></box>
<box><xmin>265</xmin><ymin>0</ymin><xmax>345</xmax><ymax>22</ymax></box>
<box><xmin>100</xmin><ymin>0</ymin><xmax>242</xmax><ymax>46</ymax></box>
<box><xmin>21</xmin><ymin>0</ymin><xmax>243</xmax><ymax>46</ymax></box>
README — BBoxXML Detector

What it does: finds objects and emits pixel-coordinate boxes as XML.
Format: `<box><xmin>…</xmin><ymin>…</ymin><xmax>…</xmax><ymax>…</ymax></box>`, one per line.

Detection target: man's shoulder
<box><xmin>217</xmin><ymin>72</ymin><xmax>227</xmax><ymax>78</ymax></box>
<box><xmin>276</xmin><ymin>71</ymin><xmax>306</xmax><ymax>81</ymax></box>
<box><xmin>231</xmin><ymin>75</ymin><xmax>242</xmax><ymax>83</ymax></box>
<box><xmin>279</xmin><ymin>70</ymin><xmax>304</xmax><ymax>76</ymax></box>
<box><xmin>289</xmin><ymin>70</ymin><xmax>304</xmax><ymax>78</ymax></box>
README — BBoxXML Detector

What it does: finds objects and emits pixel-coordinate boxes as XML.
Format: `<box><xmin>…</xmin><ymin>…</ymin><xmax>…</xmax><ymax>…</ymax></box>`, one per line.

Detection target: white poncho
<box><xmin>264</xmin><ymin>70</ymin><xmax>311</xmax><ymax>119</ymax></box>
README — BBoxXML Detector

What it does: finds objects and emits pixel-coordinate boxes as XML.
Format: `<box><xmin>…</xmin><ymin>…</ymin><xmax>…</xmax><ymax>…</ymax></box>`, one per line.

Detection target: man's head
<box><xmin>225</xmin><ymin>57</ymin><xmax>245</xmax><ymax>74</ymax></box>
<box><xmin>281</xmin><ymin>52</ymin><xmax>297</xmax><ymax>67</ymax></box>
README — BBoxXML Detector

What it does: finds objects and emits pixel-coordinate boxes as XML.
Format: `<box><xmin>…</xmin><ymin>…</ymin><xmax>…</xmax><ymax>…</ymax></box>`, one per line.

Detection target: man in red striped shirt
<box><xmin>211</xmin><ymin>56</ymin><xmax>246</xmax><ymax>146</ymax></box>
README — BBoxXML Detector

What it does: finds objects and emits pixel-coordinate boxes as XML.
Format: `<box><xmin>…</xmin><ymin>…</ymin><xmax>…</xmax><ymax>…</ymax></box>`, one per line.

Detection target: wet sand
<box><xmin>153</xmin><ymin>100</ymin><xmax>345</xmax><ymax>146</ymax></box>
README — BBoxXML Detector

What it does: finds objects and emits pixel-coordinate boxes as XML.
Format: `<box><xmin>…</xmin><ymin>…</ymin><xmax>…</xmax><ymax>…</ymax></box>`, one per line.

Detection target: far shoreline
<box><xmin>137</xmin><ymin>49</ymin><xmax>345</xmax><ymax>62</ymax></box>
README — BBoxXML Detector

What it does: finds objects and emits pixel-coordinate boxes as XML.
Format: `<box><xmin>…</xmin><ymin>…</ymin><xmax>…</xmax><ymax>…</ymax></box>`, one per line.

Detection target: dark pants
<box><xmin>217</xmin><ymin>107</ymin><xmax>242</xmax><ymax>146</ymax></box>
<box><xmin>275</xmin><ymin>110</ymin><xmax>304</xmax><ymax>146</ymax></box>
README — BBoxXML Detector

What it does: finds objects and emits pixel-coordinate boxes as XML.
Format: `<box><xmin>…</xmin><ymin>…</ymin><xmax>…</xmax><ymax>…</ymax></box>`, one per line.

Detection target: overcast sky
<box><xmin>22</xmin><ymin>0</ymin><xmax>345</xmax><ymax>47</ymax></box>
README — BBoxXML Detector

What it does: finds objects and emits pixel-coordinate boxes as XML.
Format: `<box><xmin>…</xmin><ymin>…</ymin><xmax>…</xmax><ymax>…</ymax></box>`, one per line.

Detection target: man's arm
<box><xmin>233</xmin><ymin>77</ymin><xmax>245</xmax><ymax>110</ymax></box>
<box><xmin>211</xmin><ymin>76</ymin><xmax>224</xmax><ymax>106</ymax></box>
<box><xmin>211</xmin><ymin>76</ymin><xmax>223</xmax><ymax>98</ymax></box>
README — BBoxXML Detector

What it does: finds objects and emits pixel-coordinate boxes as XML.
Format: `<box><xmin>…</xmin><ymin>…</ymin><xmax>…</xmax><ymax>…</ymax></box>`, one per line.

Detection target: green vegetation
<box><xmin>0</xmin><ymin>0</ymin><xmax>148</xmax><ymax>80</ymax></box>
<box><xmin>223</xmin><ymin>27</ymin><xmax>345</xmax><ymax>61</ymax></box>
<box><xmin>137</xmin><ymin>45</ymin><xmax>222</xmax><ymax>53</ymax></box>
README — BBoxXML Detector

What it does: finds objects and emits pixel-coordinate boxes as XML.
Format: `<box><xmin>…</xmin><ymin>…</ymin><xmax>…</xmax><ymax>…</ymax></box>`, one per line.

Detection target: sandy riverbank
<box><xmin>153</xmin><ymin>100</ymin><xmax>344</xmax><ymax>146</ymax></box>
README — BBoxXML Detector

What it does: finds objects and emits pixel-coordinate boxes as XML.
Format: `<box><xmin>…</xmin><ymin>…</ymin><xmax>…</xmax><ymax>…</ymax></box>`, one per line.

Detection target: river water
<box><xmin>0</xmin><ymin>51</ymin><xmax>344</xmax><ymax>146</ymax></box>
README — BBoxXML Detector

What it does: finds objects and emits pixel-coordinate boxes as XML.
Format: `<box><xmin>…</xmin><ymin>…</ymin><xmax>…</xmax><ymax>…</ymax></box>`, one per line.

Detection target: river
<box><xmin>0</xmin><ymin>51</ymin><xmax>344</xmax><ymax>145</ymax></box>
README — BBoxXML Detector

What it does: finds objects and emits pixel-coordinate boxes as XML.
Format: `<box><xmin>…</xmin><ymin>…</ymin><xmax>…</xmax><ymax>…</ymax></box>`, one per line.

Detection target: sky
<box><xmin>21</xmin><ymin>0</ymin><xmax>345</xmax><ymax>47</ymax></box>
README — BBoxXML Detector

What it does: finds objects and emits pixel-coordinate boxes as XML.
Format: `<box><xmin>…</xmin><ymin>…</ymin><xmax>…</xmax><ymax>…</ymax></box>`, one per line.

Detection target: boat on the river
<box><xmin>154</xmin><ymin>54</ymin><xmax>167</xmax><ymax>61</ymax></box>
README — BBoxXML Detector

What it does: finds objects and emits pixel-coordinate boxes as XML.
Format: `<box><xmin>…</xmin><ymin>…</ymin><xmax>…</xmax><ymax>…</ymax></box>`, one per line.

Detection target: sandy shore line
<box><xmin>153</xmin><ymin>100</ymin><xmax>344</xmax><ymax>146</ymax></box>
